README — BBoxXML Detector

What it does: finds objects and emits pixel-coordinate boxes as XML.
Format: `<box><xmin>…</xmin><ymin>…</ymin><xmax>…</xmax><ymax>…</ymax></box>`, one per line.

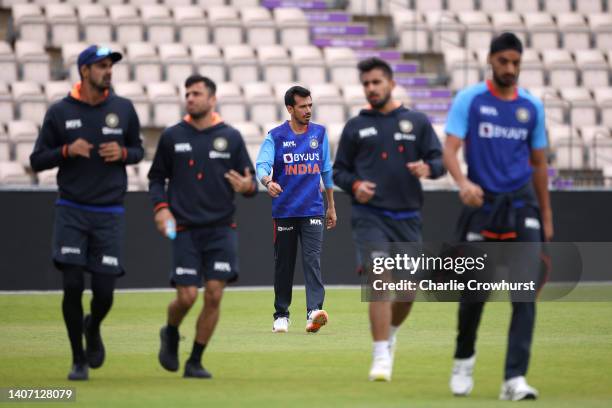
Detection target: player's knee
<box><xmin>176</xmin><ymin>288</ymin><xmax>198</xmax><ymax>309</ymax></box>
<box><xmin>204</xmin><ymin>289</ymin><xmax>223</xmax><ymax>309</ymax></box>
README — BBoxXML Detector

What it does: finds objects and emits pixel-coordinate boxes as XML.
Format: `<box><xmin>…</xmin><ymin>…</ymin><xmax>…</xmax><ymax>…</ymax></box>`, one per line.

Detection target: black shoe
<box><xmin>84</xmin><ymin>315</ymin><xmax>105</xmax><ymax>369</ymax></box>
<box><xmin>158</xmin><ymin>326</ymin><xmax>179</xmax><ymax>372</ymax></box>
<box><xmin>183</xmin><ymin>360</ymin><xmax>212</xmax><ymax>379</ymax></box>
<box><xmin>67</xmin><ymin>362</ymin><xmax>89</xmax><ymax>381</ymax></box>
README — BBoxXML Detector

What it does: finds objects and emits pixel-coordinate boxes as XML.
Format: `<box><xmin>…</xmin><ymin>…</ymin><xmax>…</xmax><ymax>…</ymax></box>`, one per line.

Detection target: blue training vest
<box><xmin>270</xmin><ymin>121</ymin><xmax>325</xmax><ymax>218</ymax></box>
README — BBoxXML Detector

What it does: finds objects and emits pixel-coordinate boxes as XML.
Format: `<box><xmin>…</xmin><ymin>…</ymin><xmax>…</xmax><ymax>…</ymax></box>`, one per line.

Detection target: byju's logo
<box><xmin>283</xmin><ymin>153</ymin><xmax>294</xmax><ymax>163</ymax></box>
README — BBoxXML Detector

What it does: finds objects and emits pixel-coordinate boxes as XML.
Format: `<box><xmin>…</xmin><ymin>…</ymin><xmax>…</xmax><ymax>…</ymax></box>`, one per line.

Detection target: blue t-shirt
<box><xmin>256</xmin><ymin>121</ymin><xmax>333</xmax><ymax>218</ymax></box>
<box><xmin>445</xmin><ymin>81</ymin><xmax>547</xmax><ymax>193</ymax></box>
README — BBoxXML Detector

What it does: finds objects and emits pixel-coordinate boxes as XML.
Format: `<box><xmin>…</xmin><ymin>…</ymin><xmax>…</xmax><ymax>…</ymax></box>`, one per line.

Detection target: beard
<box><xmin>492</xmin><ymin>71</ymin><xmax>517</xmax><ymax>88</ymax></box>
<box><xmin>187</xmin><ymin>106</ymin><xmax>211</xmax><ymax>119</ymax></box>
<box><xmin>367</xmin><ymin>91</ymin><xmax>391</xmax><ymax>110</ymax></box>
<box><xmin>296</xmin><ymin>115</ymin><xmax>311</xmax><ymax>126</ymax></box>
<box><xmin>89</xmin><ymin>76</ymin><xmax>111</xmax><ymax>92</ymax></box>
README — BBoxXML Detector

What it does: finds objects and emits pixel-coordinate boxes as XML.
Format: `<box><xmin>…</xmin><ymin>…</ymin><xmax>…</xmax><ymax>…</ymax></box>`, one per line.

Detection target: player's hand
<box><xmin>325</xmin><ymin>207</ymin><xmax>337</xmax><ymax>230</ymax></box>
<box><xmin>266</xmin><ymin>181</ymin><xmax>283</xmax><ymax>198</ymax></box>
<box><xmin>67</xmin><ymin>138</ymin><xmax>93</xmax><ymax>158</ymax></box>
<box><xmin>541</xmin><ymin>208</ymin><xmax>554</xmax><ymax>241</ymax></box>
<box><xmin>154</xmin><ymin>208</ymin><xmax>175</xmax><ymax>236</ymax></box>
<box><xmin>99</xmin><ymin>142</ymin><xmax>123</xmax><ymax>162</ymax></box>
<box><xmin>458</xmin><ymin>179</ymin><xmax>484</xmax><ymax>208</ymax></box>
<box><xmin>406</xmin><ymin>160</ymin><xmax>431</xmax><ymax>179</ymax></box>
<box><xmin>354</xmin><ymin>181</ymin><xmax>376</xmax><ymax>204</ymax></box>
<box><xmin>225</xmin><ymin>167</ymin><xmax>254</xmax><ymax>193</ymax></box>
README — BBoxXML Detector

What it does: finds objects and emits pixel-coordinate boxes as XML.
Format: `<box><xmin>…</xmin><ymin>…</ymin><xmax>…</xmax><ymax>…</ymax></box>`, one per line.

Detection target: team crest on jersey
<box><xmin>309</xmin><ymin>138</ymin><xmax>319</xmax><ymax>149</ymax></box>
<box><xmin>516</xmin><ymin>108</ymin><xmax>530</xmax><ymax>123</ymax></box>
<box><xmin>105</xmin><ymin>113</ymin><xmax>119</xmax><ymax>128</ymax></box>
<box><xmin>213</xmin><ymin>137</ymin><xmax>228</xmax><ymax>151</ymax></box>
<box><xmin>399</xmin><ymin>120</ymin><xmax>413</xmax><ymax>133</ymax></box>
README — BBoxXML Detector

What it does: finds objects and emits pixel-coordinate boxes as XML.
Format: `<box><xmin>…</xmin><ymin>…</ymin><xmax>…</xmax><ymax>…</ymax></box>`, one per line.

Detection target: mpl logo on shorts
<box><xmin>525</xmin><ymin>217</ymin><xmax>541</xmax><ymax>230</ymax></box>
<box><xmin>283</xmin><ymin>140</ymin><xmax>296</xmax><ymax>148</ymax></box>
<box><xmin>174</xmin><ymin>143</ymin><xmax>192</xmax><ymax>153</ymax></box>
<box><xmin>65</xmin><ymin>119</ymin><xmax>82</xmax><ymax>129</ymax></box>
<box><xmin>61</xmin><ymin>246</ymin><xmax>81</xmax><ymax>255</ymax></box>
<box><xmin>102</xmin><ymin>255</ymin><xmax>118</xmax><ymax>266</ymax></box>
<box><xmin>213</xmin><ymin>262</ymin><xmax>231</xmax><ymax>273</ymax></box>
<box><xmin>176</xmin><ymin>267</ymin><xmax>197</xmax><ymax>276</ymax></box>
<box><xmin>310</xmin><ymin>218</ymin><xmax>323</xmax><ymax>226</ymax></box>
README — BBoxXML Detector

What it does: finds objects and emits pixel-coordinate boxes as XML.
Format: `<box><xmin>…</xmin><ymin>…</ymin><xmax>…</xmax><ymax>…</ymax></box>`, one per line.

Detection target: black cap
<box><xmin>489</xmin><ymin>32</ymin><xmax>523</xmax><ymax>55</ymax></box>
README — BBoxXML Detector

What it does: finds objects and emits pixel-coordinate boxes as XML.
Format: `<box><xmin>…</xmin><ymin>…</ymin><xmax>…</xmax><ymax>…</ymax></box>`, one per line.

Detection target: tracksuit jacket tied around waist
<box><xmin>148</xmin><ymin>116</ymin><xmax>257</xmax><ymax>228</ymax></box>
<box><xmin>333</xmin><ymin>105</ymin><xmax>445</xmax><ymax>211</ymax></box>
<box><xmin>29</xmin><ymin>84</ymin><xmax>144</xmax><ymax>206</ymax></box>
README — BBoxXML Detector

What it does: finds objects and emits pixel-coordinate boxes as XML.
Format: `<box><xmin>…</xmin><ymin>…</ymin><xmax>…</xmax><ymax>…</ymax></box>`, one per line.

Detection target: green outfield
<box><xmin>1</xmin><ymin>289</ymin><xmax>611</xmax><ymax>408</ymax></box>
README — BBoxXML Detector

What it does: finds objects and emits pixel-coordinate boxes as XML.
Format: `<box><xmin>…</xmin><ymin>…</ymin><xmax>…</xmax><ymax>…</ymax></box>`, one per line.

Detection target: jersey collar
<box><xmin>70</xmin><ymin>82</ymin><xmax>109</xmax><ymax>104</ymax></box>
<box><xmin>486</xmin><ymin>79</ymin><xmax>518</xmax><ymax>101</ymax></box>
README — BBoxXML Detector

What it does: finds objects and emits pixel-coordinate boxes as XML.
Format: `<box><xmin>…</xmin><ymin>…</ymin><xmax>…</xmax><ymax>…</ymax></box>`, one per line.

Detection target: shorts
<box><xmin>171</xmin><ymin>225</ymin><xmax>239</xmax><ymax>287</ymax></box>
<box><xmin>52</xmin><ymin>204</ymin><xmax>125</xmax><ymax>276</ymax></box>
<box><xmin>351</xmin><ymin>204</ymin><xmax>422</xmax><ymax>273</ymax></box>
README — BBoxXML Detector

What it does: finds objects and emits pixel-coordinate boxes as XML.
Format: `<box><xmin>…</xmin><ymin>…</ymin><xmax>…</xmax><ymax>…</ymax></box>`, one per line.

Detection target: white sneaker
<box><xmin>272</xmin><ymin>317</ymin><xmax>289</xmax><ymax>333</ymax></box>
<box><xmin>499</xmin><ymin>376</ymin><xmax>538</xmax><ymax>401</ymax></box>
<box><xmin>369</xmin><ymin>355</ymin><xmax>392</xmax><ymax>382</ymax></box>
<box><xmin>450</xmin><ymin>354</ymin><xmax>476</xmax><ymax>396</ymax></box>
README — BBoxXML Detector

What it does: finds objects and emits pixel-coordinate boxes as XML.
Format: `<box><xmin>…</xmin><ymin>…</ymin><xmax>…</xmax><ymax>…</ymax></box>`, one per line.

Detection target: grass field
<box><xmin>1</xmin><ymin>288</ymin><xmax>611</xmax><ymax>408</ymax></box>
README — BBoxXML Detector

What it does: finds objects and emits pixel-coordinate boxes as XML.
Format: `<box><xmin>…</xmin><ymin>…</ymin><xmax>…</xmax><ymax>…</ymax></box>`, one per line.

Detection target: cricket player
<box><xmin>443</xmin><ymin>33</ymin><xmax>553</xmax><ymax>400</ymax></box>
<box><xmin>30</xmin><ymin>45</ymin><xmax>143</xmax><ymax>380</ymax></box>
<box><xmin>256</xmin><ymin>86</ymin><xmax>337</xmax><ymax>333</ymax></box>
<box><xmin>333</xmin><ymin>58</ymin><xmax>445</xmax><ymax>381</ymax></box>
<box><xmin>148</xmin><ymin>74</ymin><xmax>257</xmax><ymax>379</ymax></box>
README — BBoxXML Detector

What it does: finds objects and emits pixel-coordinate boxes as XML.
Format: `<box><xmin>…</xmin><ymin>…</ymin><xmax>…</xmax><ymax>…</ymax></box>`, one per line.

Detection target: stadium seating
<box><xmin>0</xmin><ymin>0</ymin><xmax>610</xmax><ymax>186</ymax></box>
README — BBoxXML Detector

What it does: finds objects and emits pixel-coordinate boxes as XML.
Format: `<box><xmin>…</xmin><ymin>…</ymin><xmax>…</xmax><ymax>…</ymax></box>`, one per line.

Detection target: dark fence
<box><xmin>1</xmin><ymin>191</ymin><xmax>610</xmax><ymax>290</ymax></box>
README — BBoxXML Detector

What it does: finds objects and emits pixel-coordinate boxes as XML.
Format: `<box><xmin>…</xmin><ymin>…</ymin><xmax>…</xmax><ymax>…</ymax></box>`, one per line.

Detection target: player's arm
<box><xmin>411</xmin><ymin>118</ymin><xmax>445</xmax><ymax>179</ymax></box>
<box><xmin>30</xmin><ymin>108</ymin><xmax>90</xmax><ymax>171</ymax></box>
<box><xmin>122</xmin><ymin>103</ymin><xmax>144</xmax><ymax>164</ymax></box>
<box><xmin>256</xmin><ymin>133</ymin><xmax>282</xmax><ymax>198</ymax></box>
<box><xmin>529</xmin><ymin>100</ymin><xmax>553</xmax><ymax>241</ymax></box>
<box><xmin>444</xmin><ymin>135</ymin><xmax>484</xmax><ymax>208</ymax></box>
<box><xmin>443</xmin><ymin>90</ymin><xmax>484</xmax><ymax>207</ymax></box>
<box><xmin>530</xmin><ymin>149</ymin><xmax>553</xmax><ymax>241</ymax></box>
<box><xmin>225</xmin><ymin>133</ymin><xmax>257</xmax><ymax>197</ymax></box>
<box><xmin>147</xmin><ymin>132</ymin><xmax>175</xmax><ymax>235</ymax></box>
<box><xmin>321</xmin><ymin>131</ymin><xmax>337</xmax><ymax>229</ymax></box>
<box><xmin>333</xmin><ymin>123</ymin><xmax>375</xmax><ymax>203</ymax></box>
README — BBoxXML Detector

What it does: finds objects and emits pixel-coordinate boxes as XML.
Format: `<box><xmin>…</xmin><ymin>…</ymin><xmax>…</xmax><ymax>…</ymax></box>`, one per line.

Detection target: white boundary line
<box><xmin>1</xmin><ymin>282</ymin><xmax>611</xmax><ymax>295</ymax></box>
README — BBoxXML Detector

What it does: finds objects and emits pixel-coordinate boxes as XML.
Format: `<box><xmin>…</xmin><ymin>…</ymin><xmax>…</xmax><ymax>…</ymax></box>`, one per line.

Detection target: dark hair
<box><xmin>284</xmin><ymin>85</ymin><xmax>311</xmax><ymax>107</ymax></box>
<box><xmin>489</xmin><ymin>32</ymin><xmax>523</xmax><ymax>55</ymax></box>
<box><xmin>184</xmin><ymin>74</ymin><xmax>216</xmax><ymax>95</ymax></box>
<box><xmin>357</xmin><ymin>57</ymin><xmax>393</xmax><ymax>79</ymax></box>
